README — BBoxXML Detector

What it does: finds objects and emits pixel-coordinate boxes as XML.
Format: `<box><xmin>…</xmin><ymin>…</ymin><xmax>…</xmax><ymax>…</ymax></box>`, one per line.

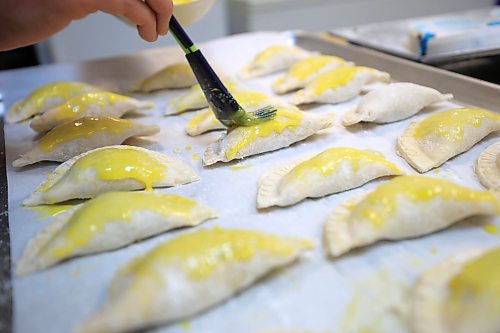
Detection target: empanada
<box><xmin>132</xmin><ymin>63</ymin><xmax>197</xmax><ymax>92</ymax></box>
<box><xmin>203</xmin><ymin>108</ymin><xmax>333</xmax><ymax>166</ymax></box>
<box><xmin>324</xmin><ymin>175</ymin><xmax>499</xmax><ymax>257</ymax></box>
<box><xmin>257</xmin><ymin>147</ymin><xmax>402</xmax><ymax>208</ymax></box>
<box><xmin>13</xmin><ymin>117</ymin><xmax>160</xmax><ymax>167</ymax></box>
<box><xmin>343</xmin><ymin>82</ymin><xmax>453</xmax><ymax>126</ymax></box>
<box><xmin>23</xmin><ymin>145</ymin><xmax>199</xmax><ymax>206</ymax></box>
<box><xmin>291</xmin><ymin>66</ymin><xmax>390</xmax><ymax>105</ymax></box>
<box><xmin>397</xmin><ymin>108</ymin><xmax>500</xmax><ymax>173</ymax></box>
<box><xmin>185</xmin><ymin>91</ymin><xmax>296</xmax><ymax>136</ymax></box>
<box><xmin>30</xmin><ymin>91</ymin><xmax>154</xmax><ymax>133</ymax></box>
<box><xmin>6</xmin><ymin>81</ymin><xmax>98</xmax><ymax>123</ymax></box>
<box><xmin>17</xmin><ymin>192</ymin><xmax>218</xmax><ymax>275</ymax></box>
<box><xmin>78</xmin><ymin>228</ymin><xmax>313</xmax><ymax>333</ymax></box>
<box><xmin>272</xmin><ymin>55</ymin><xmax>353</xmax><ymax>94</ymax></box>
<box><xmin>410</xmin><ymin>247</ymin><xmax>500</xmax><ymax>333</ymax></box>
<box><xmin>476</xmin><ymin>142</ymin><xmax>500</xmax><ymax>190</ymax></box>
<box><xmin>240</xmin><ymin>45</ymin><xmax>317</xmax><ymax>79</ymax></box>
<box><xmin>166</xmin><ymin>79</ymin><xmax>245</xmax><ymax>115</ymax></box>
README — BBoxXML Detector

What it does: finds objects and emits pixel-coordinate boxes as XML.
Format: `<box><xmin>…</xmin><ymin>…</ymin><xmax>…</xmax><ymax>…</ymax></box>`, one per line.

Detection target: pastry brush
<box><xmin>168</xmin><ymin>15</ymin><xmax>277</xmax><ymax>127</ymax></box>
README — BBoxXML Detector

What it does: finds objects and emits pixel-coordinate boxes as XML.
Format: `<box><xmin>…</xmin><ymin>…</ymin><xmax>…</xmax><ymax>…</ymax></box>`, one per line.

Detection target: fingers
<box><xmin>83</xmin><ymin>0</ymin><xmax>159</xmax><ymax>42</ymax></box>
<box><xmin>145</xmin><ymin>0</ymin><xmax>173</xmax><ymax>36</ymax></box>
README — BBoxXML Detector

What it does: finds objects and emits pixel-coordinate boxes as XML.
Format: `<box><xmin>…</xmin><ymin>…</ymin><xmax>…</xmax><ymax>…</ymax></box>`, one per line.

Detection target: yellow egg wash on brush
<box><xmin>349</xmin><ymin>176</ymin><xmax>498</xmax><ymax>228</ymax></box>
<box><xmin>53</xmin><ymin>92</ymin><xmax>131</xmax><ymax>121</ymax></box>
<box><xmin>49</xmin><ymin>192</ymin><xmax>197</xmax><ymax>258</ymax></box>
<box><xmin>38</xmin><ymin>117</ymin><xmax>133</xmax><ymax>152</ymax></box>
<box><xmin>283</xmin><ymin>148</ymin><xmax>401</xmax><ymax>181</ymax></box>
<box><xmin>226</xmin><ymin>108</ymin><xmax>303</xmax><ymax>159</ymax></box>
<box><xmin>414</xmin><ymin>108</ymin><xmax>500</xmax><ymax>142</ymax></box>
<box><xmin>117</xmin><ymin>228</ymin><xmax>314</xmax><ymax>282</ymax></box>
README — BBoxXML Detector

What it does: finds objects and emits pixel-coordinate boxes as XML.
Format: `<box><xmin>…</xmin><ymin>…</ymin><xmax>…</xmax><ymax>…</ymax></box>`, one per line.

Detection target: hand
<box><xmin>0</xmin><ymin>0</ymin><xmax>173</xmax><ymax>51</ymax></box>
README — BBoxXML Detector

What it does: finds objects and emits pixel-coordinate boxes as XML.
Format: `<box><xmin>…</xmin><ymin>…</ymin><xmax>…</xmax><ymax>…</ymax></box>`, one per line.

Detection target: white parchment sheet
<box><xmin>1</xmin><ymin>32</ymin><xmax>499</xmax><ymax>333</ymax></box>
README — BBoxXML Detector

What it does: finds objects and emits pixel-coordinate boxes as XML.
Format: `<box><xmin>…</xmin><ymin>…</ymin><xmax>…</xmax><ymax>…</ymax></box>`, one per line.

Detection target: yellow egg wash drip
<box><xmin>447</xmin><ymin>248</ymin><xmax>500</xmax><ymax>315</ymax></box>
<box><xmin>38</xmin><ymin>117</ymin><xmax>133</xmax><ymax>152</ymax></box>
<box><xmin>31</xmin><ymin>204</ymin><xmax>74</xmax><ymax>219</ymax></box>
<box><xmin>414</xmin><ymin>108</ymin><xmax>500</xmax><ymax>142</ymax></box>
<box><xmin>120</xmin><ymin>228</ymin><xmax>313</xmax><ymax>281</ymax></box>
<box><xmin>17</xmin><ymin>82</ymin><xmax>91</xmax><ymax>112</ymax></box>
<box><xmin>188</xmin><ymin>110</ymin><xmax>220</xmax><ymax>129</ymax></box>
<box><xmin>350</xmin><ymin>176</ymin><xmax>498</xmax><ymax>228</ymax></box>
<box><xmin>49</xmin><ymin>192</ymin><xmax>197</xmax><ymax>258</ymax></box>
<box><xmin>226</xmin><ymin>108</ymin><xmax>303</xmax><ymax>159</ymax></box>
<box><xmin>284</xmin><ymin>148</ymin><xmax>401</xmax><ymax>181</ymax></box>
<box><xmin>312</xmin><ymin>67</ymin><xmax>370</xmax><ymax>94</ymax></box>
<box><xmin>54</xmin><ymin>92</ymin><xmax>130</xmax><ymax>121</ymax></box>
<box><xmin>230</xmin><ymin>165</ymin><xmax>252</xmax><ymax>171</ymax></box>
<box><xmin>483</xmin><ymin>224</ymin><xmax>499</xmax><ymax>235</ymax></box>
<box><xmin>71</xmin><ymin>147</ymin><xmax>167</xmax><ymax>191</ymax></box>
<box><xmin>255</xmin><ymin>46</ymin><xmax>292</xmax><ymax>62</ymax></box>
<box><xmin>290</xmin><ymin>55</ymin><xmax>343</xmax><ymax>80</ymax></box>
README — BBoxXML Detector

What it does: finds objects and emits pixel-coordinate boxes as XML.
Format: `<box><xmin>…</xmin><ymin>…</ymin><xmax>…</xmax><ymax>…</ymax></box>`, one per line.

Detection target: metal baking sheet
<box><xmin>1</xmin><ymin>31</ymin><xmax>500</xmax><ymax>333</ymax></box>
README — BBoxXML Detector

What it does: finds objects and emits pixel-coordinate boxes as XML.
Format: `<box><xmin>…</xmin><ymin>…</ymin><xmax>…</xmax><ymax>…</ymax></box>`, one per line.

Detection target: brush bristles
<box><xmin>252</xmin><ymin>105</ymin><xmax>277</xmax><ymax>120</ymax></box>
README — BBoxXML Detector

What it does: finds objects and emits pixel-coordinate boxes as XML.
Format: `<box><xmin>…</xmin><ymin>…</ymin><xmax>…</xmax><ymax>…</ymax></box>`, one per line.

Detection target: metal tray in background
<box><xmin>1</xmin><ymin>31</ymin><xmax>500</xmax><ymax>333</ymax></box>
<box><xmin>293</xmin><ymin>32</ymin><xmax>500</xmax><ymax>111</ymax></box>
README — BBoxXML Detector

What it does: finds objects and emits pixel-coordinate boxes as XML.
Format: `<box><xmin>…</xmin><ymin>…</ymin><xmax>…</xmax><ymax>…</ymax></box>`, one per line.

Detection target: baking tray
<box><xmin>1</xmin><ymin>31</ymin><xmax>500</xmax><ymax>333</ymax></box>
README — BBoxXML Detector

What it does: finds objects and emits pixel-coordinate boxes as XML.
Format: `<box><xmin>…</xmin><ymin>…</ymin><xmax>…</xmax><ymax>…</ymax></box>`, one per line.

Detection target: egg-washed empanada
<box><xmin>291</xmin><ymin>66</ymin><xmax>390</xmax><ymax>106</ymax></box>
<box><xmin>240</xmin><ymin>45</ymin><xmax>318</xmax><ymax>79</ymax></box>
<box><xmin>77</xmin><ymin>228</ymin><xmax>314</xmax><ymax>333</ymax></box>
<box><xmin>343</xmin><ymin>82</ymin><xmax>453</xmax><ymax>126</ymax></box>
<box><xmin>272</xmin><ymin>55</ymin><xmax>354</xmax><ymax>94</ymax></box>
<box><xmin>410</xmin><ymin>247</ymin><xmax>500</xmax><ymax>333</ymax></box>
<box><xmin>16</xmin><ymin>192</ymin><xmax>218</xmax><ymax>275</ymax></box>
<box><xmin>476</xmin><ymin>142</ymin><xmax>500</xmax><ymax>190</ymax></box>
<box><xmin>257</xmin><ymin>148</ymin><xmax>403</xmax><ymax>208</ymax></box>
<box><xmin>203</xmin><ymin>108</ymin><xmax>334</xmax><ymax>166</ymax></box>
<box><xmin>185</xmin><ymin>91</ymin><xmax>297</xmax><ymax>136</ymax></box>
<box><xmin>23</xmin><ymin>145</ymin><xmax>199</xmax><ymax>206</ymax></box>
<box><xmin>166</xmin><ymin>79</ymin><xmax>245</xmax><ymax>115</ymax></box>
<box><xmin>324</xmin><ymin>175</ymin><xmax>499</xmax><ymax>258</ymax></box>
<box><xmin>13</xmin><ymin>117</ymin><xmax>160</xmax><ymax>167</ymax></box>
<box><xmin>6</xmin><ymin>81</ymin><xmax>99</xmax><ymax>124</ymax></box>
<box><xmin>132</xmin><ymin>63</ymin><xmax>197</xmax><ymax>93</ymax></box>
<box><xmin>30</xmin><ymin>91</ymin><xmax>154</xmax><ymax>133</ymax></box>
<box><xmin>397</xmin><ymin>108</ymin><xmax>500</xmax><ymax>173</ymax></box>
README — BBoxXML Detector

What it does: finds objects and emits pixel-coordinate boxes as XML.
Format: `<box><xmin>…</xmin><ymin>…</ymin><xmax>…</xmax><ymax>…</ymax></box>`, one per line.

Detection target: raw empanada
<box><xmin>410</xmin><ymin>247</ymin><xmax>500</xmax><ymax>333</ymax></box>
<box><xmin>132</xmin><ymin>63</ymin><xmax>197</xmax><ymax>92</ymax></box>
<box><xmin>343</xmin><ymin>82</ymin><xmax>453</xmax><ymax>126</ymax></box>
<box><xmin>203</xmin><ymin>108</ymin><xmax>334</xmax><ymax>166</ymax></box>
<box><xmin>13</xmin><ymin>117</ymin><xmax>160</xmax><ymax>167</ymax></box>
<box><xmin>17</xmin><ymin>192</ymin><xmax>218</xmax><ymax>275</ymax></box>
<box><xmin>30</xmin><ymin>91</ymin><xmax>154</xmax><ymax>133</ymax></box>
<box><xmin>185</xmin><ymin>91</ymin><xmax>296</xmax><ymax>136</ymax></box>
<box><xmin>166</xmin><ymin>79</ymin><xmax>245</xmax><ymax>115</ymax></box>
<box><xmin>6</xmin><ymin>81</ymin><xmax>98</xmax><ymax>124</ymax></box>
<box><xmin>78</xmin><ymin>228</ymin><xmax>313</xmax><ymax>333</ymax></box>
<box><xmin>291</xmin><ymin>66</ymin><xmax>390</xmax><ymax>106</ymax></box>
<box><xmin>257</xmin><ymin>147</ymin><xmax>403</xmax><ymax>208</ymax></box>
<box><xmin>397</xmin><ymin>108</ymin><xmax>500</xmax><ymax>173</ymax></box>
<box><xmin>272</xmin><ymin>55</ymin><xmax>353</xmax><ymax>94</ymax></box>
<box><xmin>324</xmin><ymin>175</ymin><xmax>499</xmax><ymax>257</ymax></box>
<box><xmin>240</xmin><ymin>45</ymin><xmax>317</xmax><ymax>79</ymax></box>
<box><xmin>23</xmin><ymin>145</ymin><xmax>199</xmax><ymax>206</ymax></box>
<box><xmin>476</xmin><ymin>142</ymin><xmax>500</xmax><ymax>190</ymax></box>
